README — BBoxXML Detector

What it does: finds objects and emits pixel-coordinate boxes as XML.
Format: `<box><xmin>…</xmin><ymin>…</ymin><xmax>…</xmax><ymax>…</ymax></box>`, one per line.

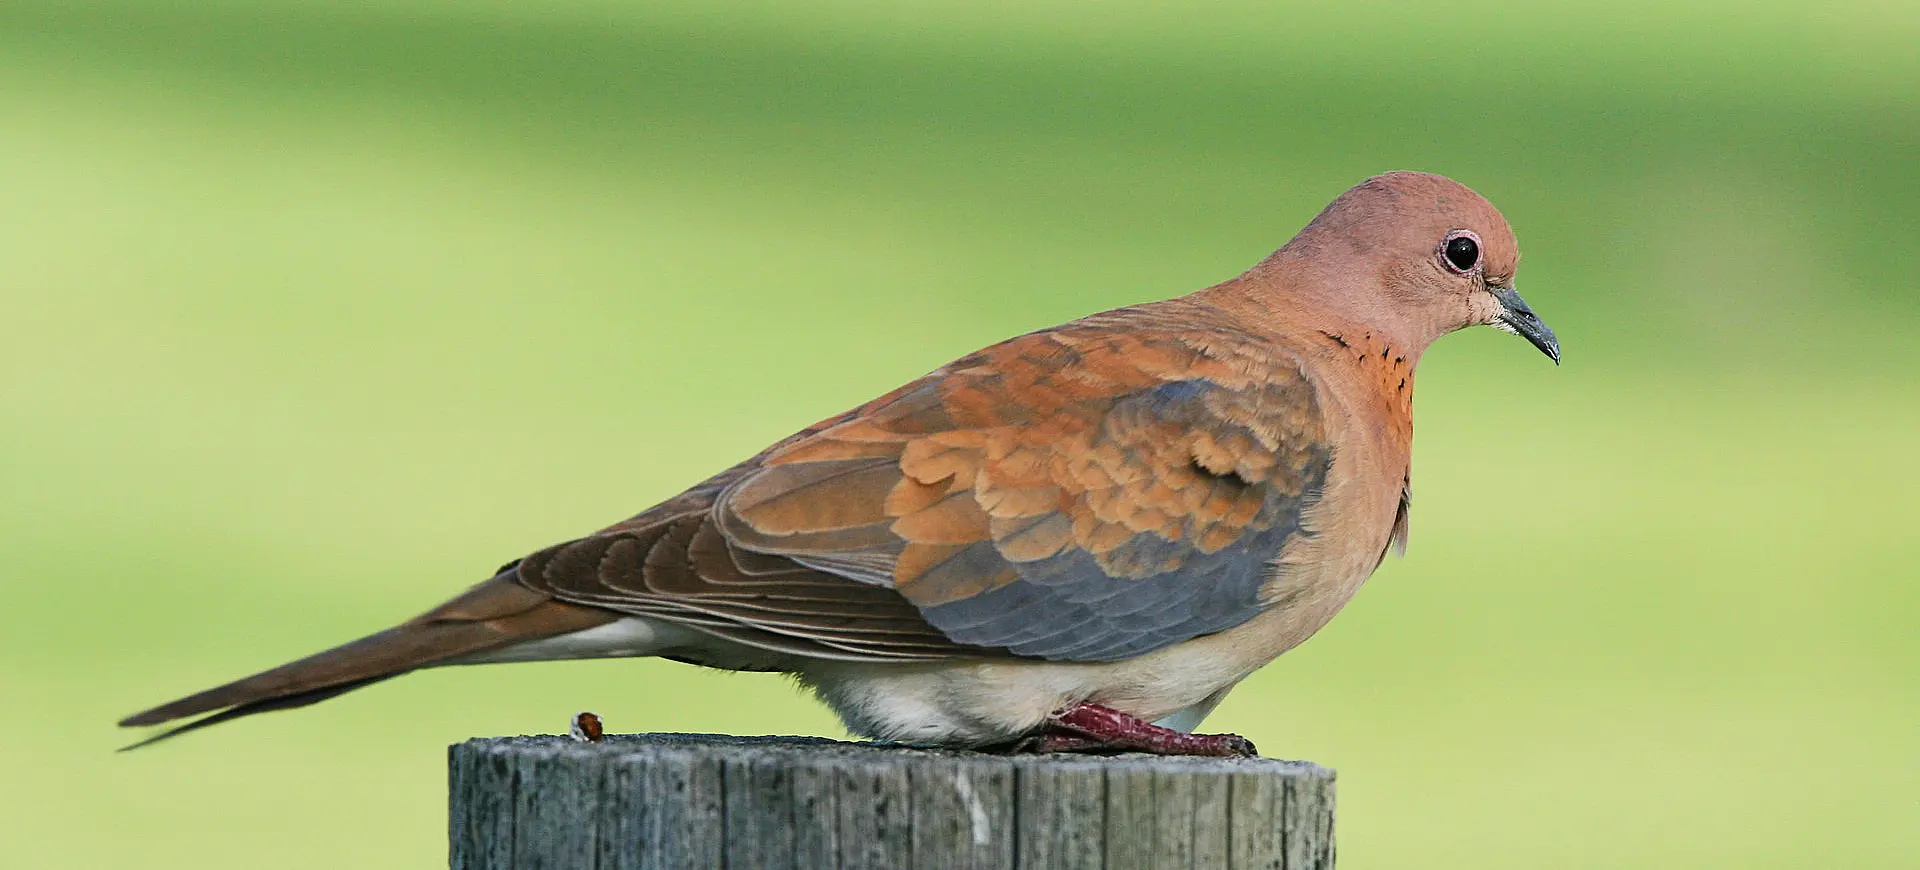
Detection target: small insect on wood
<box><xmin>567</xmin><ymin>711</ymin><xmax>605</xmax><ymax>743</ymax></box>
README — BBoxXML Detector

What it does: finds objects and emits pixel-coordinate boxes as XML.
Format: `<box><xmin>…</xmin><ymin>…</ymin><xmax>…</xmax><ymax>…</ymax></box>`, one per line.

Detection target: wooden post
<box><xmin>449</xmin><ymin>733</ymin><xmax>1334</xmax><ymax>869</ymax></box>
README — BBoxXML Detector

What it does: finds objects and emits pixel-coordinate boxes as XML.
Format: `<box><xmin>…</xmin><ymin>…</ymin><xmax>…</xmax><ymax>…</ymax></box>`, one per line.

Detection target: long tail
<box><xmin>118</xmin><ymin>572</ymin><xmax>616</xmax><ymax>749</ymax></box>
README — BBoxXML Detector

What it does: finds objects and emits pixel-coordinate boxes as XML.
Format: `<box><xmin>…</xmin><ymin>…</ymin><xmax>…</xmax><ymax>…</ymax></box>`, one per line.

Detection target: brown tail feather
<box><xmin>118</xmin><ymin>573</ymin><xmax>617</xmax><ymax>745</ymax></box>
<box><xmin>119</xmin><ymin>676</ymin><xmax>397</xmax><ymax>751</ymax></box>
<box><xmin>118</xmin><ymin>621</ymin><xmax>522</xmax><ymax>729</ymax></box>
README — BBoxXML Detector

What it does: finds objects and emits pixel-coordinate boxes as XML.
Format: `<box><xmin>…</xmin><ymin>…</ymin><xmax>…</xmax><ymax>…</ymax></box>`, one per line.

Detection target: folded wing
<box><xmin>709</xmin><ymin>317</ymin><xmax>1334</xmax><ymax>661</ymax></box>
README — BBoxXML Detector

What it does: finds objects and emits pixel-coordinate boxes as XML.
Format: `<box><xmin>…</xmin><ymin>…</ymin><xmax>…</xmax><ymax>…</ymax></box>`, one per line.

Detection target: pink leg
<box><xmin>1021</xmin><ymin>703</ymin><xmax>1258</xmax><ymax>757</ymax></box>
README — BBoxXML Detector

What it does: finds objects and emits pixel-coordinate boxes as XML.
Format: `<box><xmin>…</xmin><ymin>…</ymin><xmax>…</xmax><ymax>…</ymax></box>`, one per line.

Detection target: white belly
<box><xmin>795</xmin><ymin>631</ymin><xmax>1268</xmax><ymax>745</ymax></box>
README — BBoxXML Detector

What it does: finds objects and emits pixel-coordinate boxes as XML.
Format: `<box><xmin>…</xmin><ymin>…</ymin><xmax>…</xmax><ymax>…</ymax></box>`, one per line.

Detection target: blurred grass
<box><xmin>2</xmin><ymin>1</ymin><xmax>1916</xmax><ymax>867</ymax></box>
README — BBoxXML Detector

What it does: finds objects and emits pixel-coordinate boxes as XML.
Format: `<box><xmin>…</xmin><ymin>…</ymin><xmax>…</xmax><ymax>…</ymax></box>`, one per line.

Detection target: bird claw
<box><xmin>1004</xmin><ymin>732</ymin><xmax>1111</xmax><ymax>755</ymax></box>
<box><xmin>1008</xmin><ymin>703</ymin><xmax>1259</xmax><ymax>757</ymax></box>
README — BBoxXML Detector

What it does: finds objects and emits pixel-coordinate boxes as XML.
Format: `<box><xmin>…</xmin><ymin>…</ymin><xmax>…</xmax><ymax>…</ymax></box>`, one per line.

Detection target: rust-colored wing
<box><xmin>512</xmin><ymin>511</ymin><xmax>975</xmax><ymax>662</ymax></box>
<box><xmin>120</xmin><ymin>307</ymin><xmax>1335</xmax><ymax>746</ymax></box>
<box><xmin>508</xmin><ymin>426</ymin><xmax>985</xmax><ymax>662</ymax></box>
<box><xmin>714</xmin><ymin>311</ymin><xmax>1334</xmax><ymax>661</ymax></box>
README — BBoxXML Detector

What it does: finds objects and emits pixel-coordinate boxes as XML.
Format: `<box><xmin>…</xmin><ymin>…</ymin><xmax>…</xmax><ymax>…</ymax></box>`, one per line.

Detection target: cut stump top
<box><xmin>449</xmin><ymin>733</ymin><xmax>1335</xmax><ymax>870</ymax></box>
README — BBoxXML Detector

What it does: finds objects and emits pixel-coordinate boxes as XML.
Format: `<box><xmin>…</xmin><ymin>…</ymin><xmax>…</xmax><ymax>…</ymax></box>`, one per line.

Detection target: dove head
<box><xmin>1241</xmin><ymin>171</ymin><xmax>1559</xmax><ymax>364</ymax></box>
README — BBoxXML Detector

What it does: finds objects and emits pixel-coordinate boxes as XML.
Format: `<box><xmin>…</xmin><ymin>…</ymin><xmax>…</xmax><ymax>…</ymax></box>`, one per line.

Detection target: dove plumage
<box><xmin>122</xmin><ymin>171</ymin><xmax>1557</xmax><ymax>753</ymax></box>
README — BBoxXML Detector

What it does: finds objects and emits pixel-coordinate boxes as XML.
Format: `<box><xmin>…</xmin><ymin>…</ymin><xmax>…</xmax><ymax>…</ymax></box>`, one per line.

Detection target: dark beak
<box><xmin>1489</xmin><ymin>285</ymin><xmax>1560</xmax><ymax>364</ymax></box>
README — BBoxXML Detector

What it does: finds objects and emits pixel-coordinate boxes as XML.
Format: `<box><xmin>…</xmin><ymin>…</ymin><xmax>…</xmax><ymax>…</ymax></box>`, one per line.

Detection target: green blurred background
<box><xmin>3</xmin><ymin>1</ymin><xmax>1915</xmax><ymax>866</ymax></box>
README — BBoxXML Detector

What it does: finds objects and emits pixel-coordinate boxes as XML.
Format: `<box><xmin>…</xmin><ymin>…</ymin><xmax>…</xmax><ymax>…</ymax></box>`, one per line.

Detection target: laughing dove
<box><xmin>122</xmin><ymin>171</ymin><xmax>1558</xmax><ymax>755</ymax></box>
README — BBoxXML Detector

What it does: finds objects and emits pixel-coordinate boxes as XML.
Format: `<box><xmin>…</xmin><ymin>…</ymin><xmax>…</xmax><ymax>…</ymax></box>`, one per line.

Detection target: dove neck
<box><xmin>1199</xmin><ymin>257</ymin><xmax>1443</xmax><ymax>368</ymax></box>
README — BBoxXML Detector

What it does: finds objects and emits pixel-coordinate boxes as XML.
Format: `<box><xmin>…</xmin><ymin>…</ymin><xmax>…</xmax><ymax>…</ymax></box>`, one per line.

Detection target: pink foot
<box><xmin>1020</xmin><ymin>703</ymin><xmax>1258</xmax><ymax>757</ymax></box>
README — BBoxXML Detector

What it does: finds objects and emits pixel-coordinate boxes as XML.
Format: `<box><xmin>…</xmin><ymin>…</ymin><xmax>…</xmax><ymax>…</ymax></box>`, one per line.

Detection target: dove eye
<box><xmin>1441</xmin><ymin>231</ymin><xmax>1480</xmax><ymax>274</ymax></box>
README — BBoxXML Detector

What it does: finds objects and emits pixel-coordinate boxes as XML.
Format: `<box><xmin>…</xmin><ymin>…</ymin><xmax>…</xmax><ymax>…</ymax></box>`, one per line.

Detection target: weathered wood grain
<box><xmin>449</xmin><ymin>734</ymin><xmax>1334</xmax><ymax>869</ymax></box>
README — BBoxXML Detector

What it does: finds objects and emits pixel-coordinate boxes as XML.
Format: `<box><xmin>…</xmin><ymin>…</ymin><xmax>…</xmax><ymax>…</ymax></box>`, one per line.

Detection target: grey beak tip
<box><xmin>1491</xmin><ymin>285</ymin><xmax>1559</xmax><ymax>366</ymax></box>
